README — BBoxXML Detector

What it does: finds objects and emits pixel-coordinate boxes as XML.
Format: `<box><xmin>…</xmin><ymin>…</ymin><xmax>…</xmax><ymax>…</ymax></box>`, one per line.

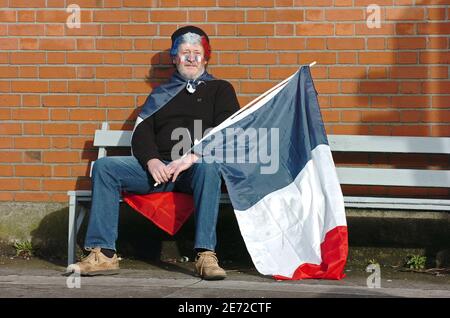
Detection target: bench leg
<box><xmin>68</xmin><ymin>198</ymin><xmax>88</xmax><ymax>266</ymax></box>
<box><xmin>67</xmin><ymin>195</ymin><xmax>77</xmax><ymax>266</ymax></box>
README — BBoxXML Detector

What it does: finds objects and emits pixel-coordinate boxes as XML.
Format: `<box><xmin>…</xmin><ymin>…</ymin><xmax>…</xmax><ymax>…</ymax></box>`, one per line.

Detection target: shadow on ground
<box><xmin>29</xmin><ymin>203</ymin><xmax>254</xmax><ymax>272</ymax></box>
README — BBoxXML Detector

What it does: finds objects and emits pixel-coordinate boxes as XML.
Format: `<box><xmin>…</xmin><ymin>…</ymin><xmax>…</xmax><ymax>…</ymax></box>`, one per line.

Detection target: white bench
<box><xmin>67</xmin><ymin>122</ymin><xmax>450</xmax><ymax>265</ymax></box>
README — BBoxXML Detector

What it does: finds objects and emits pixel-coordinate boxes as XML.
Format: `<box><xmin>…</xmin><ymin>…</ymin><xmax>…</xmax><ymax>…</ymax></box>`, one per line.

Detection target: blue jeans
<box><xmin>84</xmin><ymin>156</ymin><xmax>222</xmax><ymax>252</ymax></box>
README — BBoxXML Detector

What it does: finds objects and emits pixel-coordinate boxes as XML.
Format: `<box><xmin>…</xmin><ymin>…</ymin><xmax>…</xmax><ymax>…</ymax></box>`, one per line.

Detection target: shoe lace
<box><xmin>82</xmin><ymin>248</ymin><xmax>100</xmax><ymax>263</ymax></box>
<box><xmin>196</xmin><ymin>251</ymin><xmax>219</xmax><ymax>276</ymax></box>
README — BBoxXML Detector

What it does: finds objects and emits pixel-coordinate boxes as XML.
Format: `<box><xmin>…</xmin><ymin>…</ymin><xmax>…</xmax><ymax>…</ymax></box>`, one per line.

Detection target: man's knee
<box><xmin>192</xmin><ymin>162</ymin><xmax>220</xmax><ymax>178</ymax></box>
<box><xmin>92</xmin><ymin>157</ymin><xmax>118</xmax><ymax>177</ymax></box>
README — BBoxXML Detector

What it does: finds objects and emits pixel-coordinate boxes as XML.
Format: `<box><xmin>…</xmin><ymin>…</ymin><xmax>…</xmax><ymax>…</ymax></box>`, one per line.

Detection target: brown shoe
<box><xmin>66</xmin><ymin>247</ymin><xmax>120</xmax><ymax>276</ymax></box>
<box><xmin>194</xmin><ymin>251</ymin><xmax>227</xmax><ymax>280</ymax></box>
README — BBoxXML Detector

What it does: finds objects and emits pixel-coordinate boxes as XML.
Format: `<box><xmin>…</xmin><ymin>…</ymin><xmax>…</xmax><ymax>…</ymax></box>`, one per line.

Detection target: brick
<box><xmin>419</xmin><ymin>52</ymin><xmax>450</xmax><ymax>64</ymax></box>
<box><xmin>40</xmin><ymin>67</ymin><xmax>76</xmax><ymax>79</ymax></box>
<box><xmin>0</xmin><ymin>38</ymin><xmax>18</xmax><ymax>50</ymax></box>
<box><xmin>306</xmin><ymin>38</ymin><xmax>326</xmax><ymax>50</ymax></box>
<box><xmin>67</xmin><ymin>53</ymin><xmax>103</xmax><ymax>64</ymax></box>
<box><xmin>0</xmin><ymin>151</ymin><xmax>21</xmax><ymax>162</ymax></box>
<box><xmin>42</xmin><ymin>179</ymin><xmax>77</xmax><ymax>191</ymax></box>
<box><xmin>238</xmin><ymin>24</ymin><xmax>274</xmax><ymax>36</ymax></box>
<box><xmin>418</xmin><ymin>22</ymin><xmax>450</xmax><ymax>35</ymax></box>
<box><xmin>15</xmin><ymin>165</ymin><xmax>52</xmax><ymax>177</ymax></box>
<box><xmin>247</xmin><ymin>10</ymin><xmax>264</xmax><ymax>22</ymax></box>
<box><xmin>69</xmin><ymin>109</ymin><xmax>106</xmax><ymax>121</ymax></box>
<box><xmin>390</xmin><ymin>67</ymin><xmax>428</xmax><ymax>79</ymax></box>
<box><xmin>68</xmin><ymin>81</ymin><xmax>105</xmax><ymax>94</ymax></box>
<box><xmin>207</xmin><ymin>10</ymin><xmax>245</xmax><ymax>22</ymax></box>
<box><xmin>432</xmin><ymin>96</ymin><xmax>450</xmax><ymax>108</ymax></box>
<box><xmin>338</xmin><ymin>52</ymin><xmax>357</xmax><ymax>64</ymax></box>
<box><xmin>0</xmin><ymin>165</ymin><xmax>13</xmax><ymax>176</ymax></box>
<box><xmin>0</xmin><ymin>179</ymin><xmax>21</xmax><ymax>190</ymax></box>
<box><xmin>22</xmin><ymin>179</ymin><xmax>41</xmax><ymax>191</ymax></box>
<box><xmin>387</xmin><ymin>37</ymin><xmax>426</xmax><ymax>49</ymax></box>
<box><xmin>422</xmin><ymin>81</ymin><xmax>450</xmax><ymax>94</ymax></box>
<box><xmin>327</xmin><ymin>38</ymin><xmax>365</xmax><ymax>50</ymax></box>
<box><xmin>341</xmin><ymin>110</ymin><xmax>362</xmax><ymax>122</ymax></box>
<box><xmin>43</xmin><ymin>151</ymin><xmax>79</xmax><ymax>163</ymax></box>
<box><xmin>266</xmin><ymin>9</ymin><xmax>304</xmax><ymax>22</ymax></box>
<box><xmin>0</xmin><ymin>123</ymin><xmax>21</xmax><ymax>135</ymax></box>
<box><xmin>296</xmin><ymin>23</ymin><xmax>333</xmax><ymax>36</ymax></box>
<box><xmin>42</xmin><ymin>95</ymin><xmax>78</xmax><ymax>107</ymax></box>
<box><xmin>305</xmin><ymin>9</ymin><xmax>324</xmax><ymax>21</ymax></box>
<box><xmin>355</xmin><ymin>24</ymin><xmax>395</xmax><ymax>35</ymax></box>
<box><xmin>298</xmin><ymin>52</ymin><xmax>336</xmax><ymax>64</ymax></box>
<box><xmin>150</xmin><ymin>10</ymin><xmax>187</xmax><ymax>22</ymax></box>
<box><xmin>314</xmin><ymin>81</ymin><xmax>339</xmax><ymax>94</ymax></box>
<box><xmin>361</xmin><ymin>111</ymin><xmax>400</xmax><ymax>122</ymax></box>
<box><xmin>269</xmin><ymin>67</ymin><xmax>300</xmax><ymax>79</ymax></box>
<box><xmin>15</xmin><ymin>137</ymin><xmax>51</xmax><ymax>149</ymax></box>
<box><xmin>17</xmin><ymin>11</ymin><xmax>35</xmax><ymax>22</ymax></box>
<box><xmin>15</xmin><ymin>192</ymin><xmax>51</xmax><ymax>202</ymax></box>
<box><xmin>240</xmin><ymin>81</ymin><xmax>277</xmax><ymax>94</ymax></box>
<box><xmin>326</xmin><ymin>9</ymin><xmax>364</xmax><ymax>21</ymax></box>
<box><xmin>331</xmin><ymin>96</ymin><xmax>370</xmax><ymax>108</ymax></box>
<box><xmin>359</xmin><ymin>52</ymin><xmax>396</xmax><ymax>64</ymax></box>
<box><xmin>39</xmin><ymin>39</ymin><xmax>76</xmax><ymax>51</ymax></box>
<box><xmin>386</xmin><ymin>8</ymin><xmax>425</xmax><ymax>20</ymax></box>
<box><xmin>52</xmin><ymin>137</ymin><xmax>70</xmax><ymax>149</ymax></box>
<box><xmin>423</xmin><ymin>110</ymin><xmax>450</xmax><ymax>123</ymax></box>
<box><xmin>43</xmin><ymin>123</ymin><xmax>79</xmax><ymax>135</ymax></box>
<box><xmin>329</xmin><ymin>66</ymin><xmax>366</xmax><ymax>79</ymax></box>
<box><xmin>360</xmin><ymin>82</ymin><xmax>398</xmax><ymax>93</ymax></box>
<box><xmin>392</xmin><ymin>96</ymin><xmax>430</xmax><ymax>108</ymax></box>
<box><xmin>336</xmin><ymin>24</ymin><xmax>354</xmax><ymax>35</ymax></box>
<box><xmin>96</xmin><ymin>67</ymin><xmax>133</xmax><ymax>79</ymax></box>
<box><xmin>10</xmin><ymin>52</ymin><xmax>46</xmax><ymax>64</ymax></box>
<box><xmin>8</xmin><ymin>24</ymin><xmax>45</xmax><ymax>36</ymax></box>
<box><xmin>36</xmin><ymin>10</ymin><xmax>67</xmax><ymax>22</ymax></box>
<box><xmin>23</xmin><ymin>123</ymin><xmax>41</xmax><ymax>135</ymax></box>
<box><xmin>267</xmin><ymin>38</ymin><xmax>305</xmax><ymax>50</ymax></box>
<box><xmin>96</xmin><ymin>39</ymin><xmax>133</xmax><ymax>50</ymax></box>
<box><xmin>12</xmin><ymin>109</ymin><xmax>49</xmax><ymax>121</ymax></box>
<box><xmin>94</xmin><ymin>10</ymin><xmax>130</xmax><ymax>22</ymax></box>
<box><xmin>239</xmin><ymin>53</ymin><xmax>277</xmax><ymax>65</ymax></box>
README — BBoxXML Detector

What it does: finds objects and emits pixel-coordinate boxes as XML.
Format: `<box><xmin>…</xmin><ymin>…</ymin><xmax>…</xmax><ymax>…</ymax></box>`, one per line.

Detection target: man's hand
<box><xmin>147</xmin><ymin>159</ymin><xmax>172</xmax><ymax>184</ymax></box>
<box><xmin>166</xmin><ymin>153</ymin><xmax>199</xmax><ymax>183</ymax></box>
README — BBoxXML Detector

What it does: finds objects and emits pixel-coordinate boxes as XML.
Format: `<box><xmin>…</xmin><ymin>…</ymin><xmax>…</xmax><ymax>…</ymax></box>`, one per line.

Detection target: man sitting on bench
<box><xmin>67</xmin><ymin>25</ymin><xmax>240</xmax><ymax>280</ymax></box>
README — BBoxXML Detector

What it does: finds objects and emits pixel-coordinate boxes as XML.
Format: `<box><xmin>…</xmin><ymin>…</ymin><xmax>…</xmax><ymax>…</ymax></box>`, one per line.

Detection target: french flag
<box><xmin>125</xmin><ymin>65</ymin><xmax>348</xmax><ymax>280</ymax></box>
<box><xmin>192</xmin><ymin>65</ymin><xmax>348</xmax><ymax>280</ymax></box>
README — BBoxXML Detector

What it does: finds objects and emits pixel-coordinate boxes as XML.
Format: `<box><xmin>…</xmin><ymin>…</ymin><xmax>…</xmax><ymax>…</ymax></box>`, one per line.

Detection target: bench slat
<box><xmin>94</xmin><ymin>130</ymin><xmax>132</xmax><ymax>147</ymax></box>
<box><xmin>336</xmin><ymin>167</ymin><xmax>450</xmax><ymax>187</ymax></box>
<box><xmin>328</xmin><ymin>135</ymin><xmax>450</xmax><ymax>154</ymax></box>
<box><xmin>93</xmin><ymin>130</ymin><xmax>450</xmax><ymax>155</ymax></box>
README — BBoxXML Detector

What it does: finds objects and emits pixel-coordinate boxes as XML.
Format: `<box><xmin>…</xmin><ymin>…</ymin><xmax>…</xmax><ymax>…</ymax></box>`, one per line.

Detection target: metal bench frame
<box><xmin>67</xmin><ymin>122</ymin><xmax>450</xmax><ymax>265</ymax></box>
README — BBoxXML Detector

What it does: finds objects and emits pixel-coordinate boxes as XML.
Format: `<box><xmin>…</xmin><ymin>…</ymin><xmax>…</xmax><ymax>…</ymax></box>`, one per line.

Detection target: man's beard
<box><xmin>178</xmin><ymin>65</ymin><xmax>205</xmax><ymax>80</ymax></box>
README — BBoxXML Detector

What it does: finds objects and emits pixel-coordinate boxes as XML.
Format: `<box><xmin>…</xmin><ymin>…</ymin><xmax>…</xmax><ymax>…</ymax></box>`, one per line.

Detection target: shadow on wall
<box><xmin>332</xmin><ymin>8</ymin><xmax>449</xmax><ymax>199</ymax></box>
<box><xmin>29</xmin><ymin>202</ymin><xmax>250</xmax><ymax>267</ymax></box>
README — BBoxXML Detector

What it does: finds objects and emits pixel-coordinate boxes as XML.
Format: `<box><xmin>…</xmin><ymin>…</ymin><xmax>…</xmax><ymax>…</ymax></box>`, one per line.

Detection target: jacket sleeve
<box><xmin>131</xmin><ymin>115</ymin><xmax>162</xmax><ymax>168</ymax></box>
<box><xmin>213</xmin><ymin>81</ymin><xmax>240</xmax><ymax>126</ymax></box>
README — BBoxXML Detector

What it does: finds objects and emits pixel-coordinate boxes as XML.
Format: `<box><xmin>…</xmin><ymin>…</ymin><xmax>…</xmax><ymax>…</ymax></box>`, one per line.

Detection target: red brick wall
<box><xmin>0</xmin><ymin>0</ymin><xmax>449</xmax><ymax>202</ymax></box>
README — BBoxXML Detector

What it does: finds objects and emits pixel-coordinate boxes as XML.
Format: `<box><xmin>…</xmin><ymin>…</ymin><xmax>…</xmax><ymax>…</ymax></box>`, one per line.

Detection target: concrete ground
<box><xmin>0</xmin><ymin>255</ymin><xmax>448</xmax><ymax>298</ymax></box>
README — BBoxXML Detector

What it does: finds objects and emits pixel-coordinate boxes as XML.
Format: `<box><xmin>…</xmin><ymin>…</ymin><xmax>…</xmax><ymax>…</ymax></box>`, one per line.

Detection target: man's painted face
<box><xmin>173</xmin><ymin>42</ymin><xmax>207</xmax><ymax>80</ymax></box>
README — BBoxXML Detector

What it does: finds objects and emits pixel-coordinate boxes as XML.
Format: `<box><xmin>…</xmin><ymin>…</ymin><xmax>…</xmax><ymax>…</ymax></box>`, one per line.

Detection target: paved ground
<box><xmin>0</xmin><ymin>256</ymin><xmax>448</xmax><ymax>299</ymax></box>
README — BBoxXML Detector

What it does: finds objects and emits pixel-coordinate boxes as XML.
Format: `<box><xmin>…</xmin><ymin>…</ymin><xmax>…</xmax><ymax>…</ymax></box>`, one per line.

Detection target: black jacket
<box><xmin>132</xmin><ymin>79</ymin><xmax>240</xmax><ymax>167</ymax></box>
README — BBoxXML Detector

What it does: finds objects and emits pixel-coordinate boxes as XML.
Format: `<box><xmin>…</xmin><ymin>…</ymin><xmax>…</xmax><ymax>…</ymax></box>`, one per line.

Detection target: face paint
<box><xmin>180</xmin><ymin>54</ymin><xmax>202</xmax><ymax>63</ymax></box>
